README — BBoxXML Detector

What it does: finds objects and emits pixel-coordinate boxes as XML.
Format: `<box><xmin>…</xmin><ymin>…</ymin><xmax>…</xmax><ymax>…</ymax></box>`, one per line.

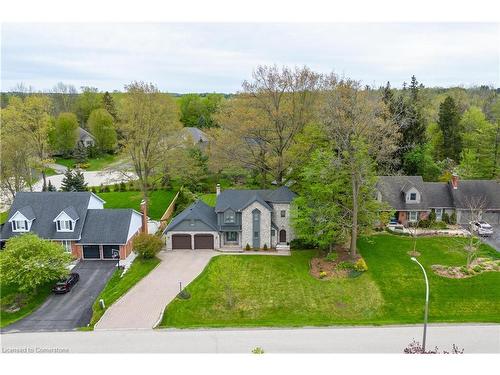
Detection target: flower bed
<box><xmin>309</xmin><ymin>246</ymin><xmax>367</xmax><ymax>280</ymax></box>
<box><xmin>432</xmin><ymin>258</ymin><xmax>500</xmax><ymax>279</ymax></box>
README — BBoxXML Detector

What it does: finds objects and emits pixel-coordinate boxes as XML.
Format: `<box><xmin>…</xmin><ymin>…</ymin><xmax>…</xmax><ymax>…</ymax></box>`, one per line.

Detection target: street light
<box><xmin>411</xmin><ymin>256</ymin><xmax>429</xmax><ymax>352</ymax></box>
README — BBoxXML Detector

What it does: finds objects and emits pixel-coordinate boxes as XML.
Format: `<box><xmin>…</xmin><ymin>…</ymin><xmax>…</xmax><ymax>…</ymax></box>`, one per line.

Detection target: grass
<box><xmin>159</xmin><ymin>234</ymin><xmax>500</xmax><ymax>328</ymax></box>
<box><xmin>55</xmin><ymin>153</ymin><xmax>119</xmax><ymax>171</ymax></box>
<box><xmin>96</xmin><ymin>189</ymin><xmax>177</xmax><ymax>220</ymax></box>
<box><xmin>0</xmin><ymin>283</ymin><xmax>52</xmax><ymax>328</ymax></box>
<box><xmin>200</xmin><ymin>193</ymin><xmax>217</xmax><ymax>207</ymax></box>
<box><xmin>86</xmin><ymin>257</ymin><xmax>161</xmax><ymax>329</ymax></box>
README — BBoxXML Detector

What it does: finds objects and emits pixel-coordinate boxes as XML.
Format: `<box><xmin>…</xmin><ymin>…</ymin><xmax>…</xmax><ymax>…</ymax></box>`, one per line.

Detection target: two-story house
<box><xmin>163</xmin><ymin>185</ymin><xmax>296</xmax><ymax>251</ymax></box>
<box><xmin>0</xmin><ymin>192</ymin><xmax>147</xmax><ymax>260</ymax></box>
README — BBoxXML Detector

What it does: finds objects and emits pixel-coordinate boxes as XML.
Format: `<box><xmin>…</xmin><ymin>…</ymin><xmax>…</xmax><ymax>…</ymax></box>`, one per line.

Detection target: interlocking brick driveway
<box><xmin>95</xmin><ymin>250</ymin><xmax>217</xmax><ymax>330</ymax></box>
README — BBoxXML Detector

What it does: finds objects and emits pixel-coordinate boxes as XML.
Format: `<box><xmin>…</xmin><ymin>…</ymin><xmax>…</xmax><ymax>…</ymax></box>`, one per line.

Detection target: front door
<box><xmin>279</xmin><ymin>229</ymin><xmax>286</xmax><ymax>243</ymax></box>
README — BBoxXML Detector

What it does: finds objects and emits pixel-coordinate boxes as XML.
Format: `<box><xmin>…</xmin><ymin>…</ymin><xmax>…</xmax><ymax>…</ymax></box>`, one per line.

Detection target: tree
<box><xmin>402</xmin><ymin>144</ymin><xmax>441</xmax><ymax>181</ymax></box>
<box><xmin>88</xmin><ymin>108</ymin><xmax>117</xmax><ymax>153</ymax></box>
<box><xmin>179</xmin><ymin>93</ymin><xmax>223</xmax><ymax>128</ymax></box>
<box><xmin>133</xmin><ymin>233</ymin><xmax>163</xmax><ymax>259</ymax></box>
<box><xmin>119</xmin><ymin>81</ymin><xmax>182</xmax><ymax>202</ymax></box>
<box><xmin>463</xmin><ymin>196</ymin><xmax>486</xmax><ymax>268</ymax></box>
<box><xmin>74</xmin><ymin>86</ymin><xmax>102</xmax><ymax>126</ymax></box>
<box><xmin>438</xmin><ymin>96</ymin><xmax>462</xmax><ymax>162</ymax></box>
<box><xmin>73</xmin><ymin>142</ymin><xmax>88</xmax><ymax>164</ymax></box>
<box><xmin>212</xmin><ymin>65</ymin><xmax>321</xmax><ymax>186</ymax></box>
<box><xmin>102</xmin><ymin>91</ymin><xmax>118</xmax><ymax>121</ymax></box>
<box><xmin>47</xmin><ymin>180</ymin><xmax>57</xmax><ymax>192</ymax></box>
<box><xmin>52</xmin><ymin>112</ymin><xmax>79</xmax><ymax>157</ymax></box>
<box><xmin>0</xmin><ymin>234</ymin><xmax>72</xmax><ymax>293</ymax></box>
<box><xmin>318</xmin><ymin>78</ymin><xmax>398</xmax><ymax>257</ymax></box>
<box><xmin>50</xmin><ymin>82</ymin><xmax>77</xmax><ymax>115</ymax></box>
<box><xmin>60</xmin><ymin>169</ymin><xmax>87</xmax><ymax>191</ymax></box>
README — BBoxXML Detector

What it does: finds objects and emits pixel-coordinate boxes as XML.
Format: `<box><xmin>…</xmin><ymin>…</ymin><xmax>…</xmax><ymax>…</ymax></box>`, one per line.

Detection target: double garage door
<box><xmin>82</xmin><ymin>245</ymin><xmax>120</xmax><ymax>259</ymax></box>
<box><xmin>172</xmin><ymin>234</ymin><xmax>214</xmax><ymax>250</ymax></box>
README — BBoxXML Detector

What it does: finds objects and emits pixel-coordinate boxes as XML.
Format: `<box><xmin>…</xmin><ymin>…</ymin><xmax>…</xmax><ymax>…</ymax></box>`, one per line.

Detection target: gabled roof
<box><xmin>214</xmin><ymin>186</ymin><xmax>296</xmax><ymax>213</ymax></box>
<box><xmin>450</xmin><ymin>180</ymin><xmax>500</xmax><ymax>209</ymax></box>
<box><xmin>78</xmin><ymin>209</ymin><xmax>135</xmax><ymax>244</ymax></box>
<box><xmin>424</xmin><ymin>182</ymin><xmax>454</xmax><ymax>208</ymax></box>
<box><xmin>164</xmin><ymin>200</ymin><xmax>218</xmax><ymax>232</ymax></box>
<box><xmin>1</xmin><ymin>192</ymin><xmax>93</xmax><ymax>240</ymax></box>
<box><xmin>53</xmin><ymin>206</ymin><xmax>80</xmax><ymax>221</ymax></box>
<box><xmin>376</xmin><ymin>176</ymin><xmax>428</xmax><ymax>210</ymax></box>
<box><xmin>9</xmin><ymin>205</ymin><xmax>36</xmax><ymax>221</ymax></box>
<box><xmin>78</xmin><ymin>127</ymin><xmax>95</xmax><ymax>140</ymax></box>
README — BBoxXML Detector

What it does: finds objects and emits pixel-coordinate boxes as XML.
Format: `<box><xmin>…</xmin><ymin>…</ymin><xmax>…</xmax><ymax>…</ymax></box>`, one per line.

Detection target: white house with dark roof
<box><xmin>0</xmin><ymin>192</ymin><xmax>146</xmax><ymax>260</ymax></box>
<box><xmin>163</xmin><ymin>185</ymin><xmax>296</xmax><ymax>251</ymax></box>
<box><xmin>376</xmin><ymin>174</ymin><xmax>500</xmax><ymax>225</ymax></box>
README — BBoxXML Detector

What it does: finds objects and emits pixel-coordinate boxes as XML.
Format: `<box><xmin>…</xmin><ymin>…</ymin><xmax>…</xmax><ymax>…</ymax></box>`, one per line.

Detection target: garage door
<box><xmin>172</xmin><ymin>234</ymin><xmax>192</xmax><ymax>249</ymax></box>
<box><xmin>102</xmin><ymin>245</ymin><xmax>120</xmax><ymax>259</ymax></box>
<box><xmin>83</xmin><ymin>245</ymin><xmax>100</xmax><ymax>259</ymax></box>
<box><xmin>483</xmin><ymin>212</ymin><xmax>500</xmax><ymax>225</ymax></box>
<box><xmin>194</xmin><ymin>234</ymin><xmax>214</xmax><ymax>249</ymax></box>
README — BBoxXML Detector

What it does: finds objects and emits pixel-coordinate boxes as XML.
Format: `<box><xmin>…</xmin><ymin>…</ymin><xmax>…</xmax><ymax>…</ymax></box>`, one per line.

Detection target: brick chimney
<box><xmin>216</xmin><ymin>183</ymin><xmax>221</xmax><ymax>196</ymax></box>
<box><xmin>140</xmin><ymin>199</ymin><xmax>148</xmax><ymax>234</ymax></box>
<box><xmin>451</xmin><ymin>173</ymin><xmax>459</xmax><ymax>190</ymax></box>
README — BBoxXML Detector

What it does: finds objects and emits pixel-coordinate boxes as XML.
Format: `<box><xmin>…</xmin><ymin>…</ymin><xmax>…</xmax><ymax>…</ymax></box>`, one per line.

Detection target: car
<box><xmin>52</xmin><ymin>273</ymin><xmax>80</xmax><ymax>294</ymax></box>
<box><xmin>470</xmin><ymin>221</ymin><xmax>494</xmax><ymax>237</ymax></box>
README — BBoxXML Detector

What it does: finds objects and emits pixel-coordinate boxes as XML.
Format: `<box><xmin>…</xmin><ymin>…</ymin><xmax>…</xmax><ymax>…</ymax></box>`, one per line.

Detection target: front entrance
<box><xmin>279</xmin><ymin>229</ymin><xmax>287</xmax><ymax>243</ymax></box>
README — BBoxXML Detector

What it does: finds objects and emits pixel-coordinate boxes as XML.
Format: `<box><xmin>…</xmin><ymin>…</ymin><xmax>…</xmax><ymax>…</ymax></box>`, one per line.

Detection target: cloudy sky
<box><xmin>1</xmin><ymin>23</ymin><xmax>499</xmax><ymax>93</ymax></box>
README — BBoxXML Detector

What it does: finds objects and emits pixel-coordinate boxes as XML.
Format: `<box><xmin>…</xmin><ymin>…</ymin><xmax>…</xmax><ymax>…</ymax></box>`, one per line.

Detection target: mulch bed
<box><xmin>432</xmin><ymin>258</ymin><xmax>500</xmax><ymax>279</ymax></box>
<box><xmin>310</xmin><ymin>246</ymin><xmax>361</xmax><ymax>280</ymax></box>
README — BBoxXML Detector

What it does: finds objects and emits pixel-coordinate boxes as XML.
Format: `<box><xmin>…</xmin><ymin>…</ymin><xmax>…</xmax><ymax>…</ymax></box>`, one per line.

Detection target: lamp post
<box><xmin>411</xmin><ymin>257</ymin><xmax>429</xmax><ymax>352</ymax></box>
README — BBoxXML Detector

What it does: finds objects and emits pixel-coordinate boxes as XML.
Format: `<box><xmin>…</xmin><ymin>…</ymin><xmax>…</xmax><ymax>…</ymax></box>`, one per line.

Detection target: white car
<box><xmin>470</xmin><ymin>221</ymin><xmax>494</xmax><ymax>237</ymax></box>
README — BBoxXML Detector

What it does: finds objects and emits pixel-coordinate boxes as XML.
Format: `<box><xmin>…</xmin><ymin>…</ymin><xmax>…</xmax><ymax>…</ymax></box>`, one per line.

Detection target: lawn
<box><xmin>55</xmin><ymin>153</ymin><xmax>119</xmax><ymax>171</ymax></box>
<box><xmin>86</xmin><ymin>257</ymin><xmax>160</xmax><ymax>329</ymax></box>
<box><xmin>200</xmin><ymin>193</ymin><xmax>217</xmax><ymax>207</ymax></box>
<box><xmin>0</xmin><ymin>283</ymin><xmax>52</xmax><ymax>328</ymax></box>
<box><xmin>96</xmin><ymin>189</ymin><xmax>177</xmax><ymax>220</ymax></box>
<box><xmin>159</xmin><ymin>234</ymin><xmax>500</xmax><ymax>328</ymax></box>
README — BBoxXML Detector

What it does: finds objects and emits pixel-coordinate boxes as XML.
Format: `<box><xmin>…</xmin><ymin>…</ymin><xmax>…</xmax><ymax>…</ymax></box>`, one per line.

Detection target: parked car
<box><xmin>470</xmin><ymin>221</ymin><xmax>494</xmax><ymax>237</ymax></box>
<box><xmin>52</xmin><ymin>273</ymin><xmax>80</xmax><ymax>294</ymax></box>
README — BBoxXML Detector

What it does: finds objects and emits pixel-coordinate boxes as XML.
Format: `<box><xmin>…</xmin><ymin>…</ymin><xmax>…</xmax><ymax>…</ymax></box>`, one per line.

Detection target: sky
<box><xmin>1</xmin><ymin>23</ymin><xmax>499</xmax><ymax>93</ymax></box>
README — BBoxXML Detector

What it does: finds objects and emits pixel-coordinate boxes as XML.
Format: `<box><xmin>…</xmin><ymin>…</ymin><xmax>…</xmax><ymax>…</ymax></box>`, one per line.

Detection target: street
<box><xmin>1</xmin><ymin>324</ymin><xmax>498</xmax><ymax>353</ymax></box>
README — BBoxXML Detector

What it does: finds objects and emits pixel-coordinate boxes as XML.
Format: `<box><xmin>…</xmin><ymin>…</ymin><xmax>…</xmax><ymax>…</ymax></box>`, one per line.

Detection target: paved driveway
<box><xmin>95</xmin><ymin>250</ymin><xmax>217</xmax><ymax>330</ymax></box>
<box><xmin>2</xmin><ymin>261</ymin><xmax>117</xmax><ymax>333</ymax></box>
<box><xmin>481</xmin><ymin>225</ymin><xmax>500</xmax><ymax>252</ymax></box>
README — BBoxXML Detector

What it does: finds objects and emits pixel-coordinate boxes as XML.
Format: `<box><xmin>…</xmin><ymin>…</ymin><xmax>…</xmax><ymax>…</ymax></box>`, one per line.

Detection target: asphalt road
<box><xmin>2</xmin><ymin>261</ymin><xmax>117</xmax><ymax>333</ymax></box>
<box><xmin>1</xmin><ymin>324</ymin><xmax>498</xmax><ymax>353</ymax></box>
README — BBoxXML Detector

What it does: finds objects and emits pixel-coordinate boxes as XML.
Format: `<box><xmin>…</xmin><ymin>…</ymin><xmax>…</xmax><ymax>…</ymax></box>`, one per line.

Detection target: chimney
<box><xmin>140</xmin><ymin>199</ymin><xmax>148</xmax><ymax>234</ymax></box>
<box><xmin>216</xmin><ymin>183</ymin><xmax>221</xmax><ymax>196</ymax></box>
<box><xmin>451</xmin><ymin>173</ymin><xmax>459</xmax><ymax>190</ymax></box>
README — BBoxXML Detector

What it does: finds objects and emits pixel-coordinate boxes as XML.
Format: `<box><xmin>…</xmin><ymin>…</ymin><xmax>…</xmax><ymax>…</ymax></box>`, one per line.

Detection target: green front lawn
<box><xmin>86</xmin><ymin>257</ymin><xmax>160</xmax><ymax>329</ymax></box>
<box><xmin>97</xmin><ymin>189</ymin><xmax>177</xmax><ymax>220</ymax></box>
<box><xmin>159</xmin><ymin>234</ymin><xmax>500</xmax><ymax>328</ymax></box>
<box><xmin>0</xmin><ymin>283</ymin><xmax>52</xmax><ymax>328</ymax></box>
<box><xmin>200</xmin><ymin>193</ymin><xmax>217</xmax><ymax>207</ymax></box>
<box><xmin>55</xmin><ymin>153</ymin><xmax>119</xmax><ymax>171</ymax></box>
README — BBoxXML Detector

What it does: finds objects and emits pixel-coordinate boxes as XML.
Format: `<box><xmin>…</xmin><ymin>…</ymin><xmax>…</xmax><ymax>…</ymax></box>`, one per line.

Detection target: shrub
<box><xmin>75</xmin><ymin>163</ymin><xmax>90</xmax><ymax>169</ymax></box>
<box><xmin>133</xmin><ymin>233</ymin><xmax>163</xmax><ymax>259</ymax></box>
<box><xmin>428</xmin><ymin>211</ymin><xmax>436</xmax><ymax>222</ymax></box>
<box><xmin>473</xmin><ymin>265</ymin><xmax>482</xmax><ymax>273</ymax></box>
<box><xmin>103</xmin><ymin>185</ymin><xmax>110</xmax><ymax>192</ymax></box>
<box><xmin>354</xmin><ymin>258</ymin><xmax>368</xmax><ymax>272</ymax></box>
<box><xmin>325</xmin><ymin>252</ymin><xmax>338</xmax><ymax>262</ymax></box>
<box><xmin>319</xmin><ymin>271</ymin><xmax>327</xmax><ymax>279</ymax></box>
<box><xmin>114</xmin><ymin>183</ymin><xmax>120</xmax><ymax>192</ymax></box>
<box><xmin>120</xmin><ymin>182</ymin><xmax>127</xmax><ymax>192</ymax></box>
<box><xmin>245</xmin><ymin>243</ymin><xmax>251</xmax><ymax>251</ymax></box>
<box><xmin>91</xmin><ymin>187</ymin><xmax>97</xmax><ymax>193</ymax></box>
<box><xmin>337</xmin><ymin>261</ymin><xmax>355</xmax><ymax>270</ymax></box>
<box><xmin>432</xmin><ymin>221</ymin><xmax>448</xmax><ymax>230</ymax></box>
<box><xmin>99</xmin><ymin>183</ymin><xmax>104</xmax><ymax>193</ymax></box>
<box><xmin>290</xmin><ymin>238</ymin><xmax>318</xmax><ymax>250</ymax></box>
<box><xmin>442</xmin><ymin>212</ymin><xmax>450</xmax><ymax>224</ymax></box>
<box><xmin>252</xmin><ymin>347</ymin><xmax>264</xmax><ymax>354</ymax></box>
<box><xmin>449</xmin><ymin>212</ymin><xmax>457</xmax><ymax>225</ymax></box>
<box><xmin>263</xmin><ymin>243</ymin><xmax>268</xmax><ymax>251</ymax></box>
<box><xmin>418</xmin><ymin>219</ymin><xmax>431</xmax><ymax>228</ymax></box>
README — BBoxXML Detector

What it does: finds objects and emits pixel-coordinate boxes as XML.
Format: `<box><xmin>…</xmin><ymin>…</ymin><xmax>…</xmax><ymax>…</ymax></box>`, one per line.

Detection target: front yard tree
<box><xmin>0</xmin><ymin>234</ymin><xmax>72</xmax><ymax>293</ymax></box>
<box><xmin>120</xmin><ymin>81</ymin><xmax>182</xmax><ymax>201</ymax></box>
<box><xmin>319</xmin><ymin>78</ymin><xmax>398</xmax><ymax>257</ymax></box>
<box><xmin>53</xmin><ymin>112</ymin><xmax>79</xmax><ymax>157</ymax></box>
<box><xmin>133</xmin><ymin>233</ymin><xmax>163</xmax><ymax>259</ymax></box>
<box><xmin>88</xmin><ymin>108</ymin><xmax>117</xmax><ymax>153</ymax></box>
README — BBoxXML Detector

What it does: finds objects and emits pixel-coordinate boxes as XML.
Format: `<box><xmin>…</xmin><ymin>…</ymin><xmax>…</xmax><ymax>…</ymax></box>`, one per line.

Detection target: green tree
<box><xmin>437</xmin><ymin>96</ymin><xmax>462</xmax><ymax>162</ymax></box>
<box><xmin>75</xmin><ymin>86</ymin><xmax>102</xmax><ymax>125</ymax></box>
<box><xmin>0</xmin><ymin>234</ymin><xmax>72</xmax><ymax>293</ymax></box>
<box><xmin>52</xmin><ymin>112</ymin><xmax>79</xmax><ymax>157</ymax></box>
<box><xmin>179</xmin><ymin>93</ymin><xmax>224</xmax><ymax>128</ymax></box>
<box><xmin>73</xmin><ymin>143</ymin><xmax>88</xmax><ymax>164</ymax></box>
<box><xmin>88</xmin><ymin>108</ymin><xmax>117</xmax><ymax>153</ymax></box>
<box><xmin>61</xmin><ymin>169</ymin><xmax>87</xmax><ymax>191</ymax></box>
<box><xmin>102</xmin><ymin>91</ymin><xmax>118</xmax><ymax>121</ymax></box>
<box><xmin>133</xmin><ymin>233</ymin><xmax>163</xmax><ymax>259</ymax></box>
<box><xmin>402</xmin><ymin>144</ymin><xmax>441</xmax><ymax>181</ymax></box>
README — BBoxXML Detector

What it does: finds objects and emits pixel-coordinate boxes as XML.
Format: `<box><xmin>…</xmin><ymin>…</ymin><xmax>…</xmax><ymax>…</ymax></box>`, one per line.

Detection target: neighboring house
<box><xmin>163</xmin><ymin>185</ymin><xmax>296</xmax><ymax>250</ymax></box>
<box><xmin>376</xmin><ymin>174</ymin><xmax>500</xmax><ymax>225</ymax></box>
<box><xmin>78</xmin><ymin>127</ymin><xmax>96</xmax><ymax>148</ymax></box>
<box><xmin>0</xmin><ymin>192</ymin><xmax>147</xmax><ymax>260</ymax></box>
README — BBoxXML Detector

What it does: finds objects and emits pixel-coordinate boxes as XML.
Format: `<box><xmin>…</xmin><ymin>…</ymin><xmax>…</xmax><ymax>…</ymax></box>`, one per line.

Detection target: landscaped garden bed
<box><xmin>432</xmin><ymin>258</ymin><xmax>500</xmax><ymax>279</ymax></box>
<box><xmin>309</xmin><ymin>246</ymin><xmax>367</xmax><ymax>280</ymax></box>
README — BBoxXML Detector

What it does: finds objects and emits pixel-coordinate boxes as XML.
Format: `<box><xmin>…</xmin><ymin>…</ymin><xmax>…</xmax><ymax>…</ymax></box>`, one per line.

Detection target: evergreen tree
<box><xmin>47</xmin><ymin>180</ymin><xmax>57</xmax><ymax>192</ymax></box>
<box><xmin>60</xmin><ymin>169</ymin><xmax>87</xmax><ymax>191</ymax></box>
<box><xmin>438</xmin><ymin>96</ymin><xmax>462</xmax><ymax>162</ymax></box>
<box><xmin>73</xmin><ymin>142</ymin><xmax>88</xmax><ymax>164</ymax></box>
<box><xmin>60</xmin><ymin>169</ymin><xmax>75</xmax><ymax>191</ymax></box>
<box><xmin>102</xmin><ymin>91</ymin><xmax>118</xmax><ymax>121</ymax></box>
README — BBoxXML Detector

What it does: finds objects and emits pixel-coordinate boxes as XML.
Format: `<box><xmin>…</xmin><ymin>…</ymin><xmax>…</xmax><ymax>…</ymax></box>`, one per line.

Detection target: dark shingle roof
<box><xmin>424</xmin><ymin>182</ymin><xmax>454</xmax><ymax>208</ymax></box>
<box><xmin>376</xmin><ymin>176</ymin><xmax>428</xmax><ymax>210</ymax></box>
<box><xmin>78</xmin><ymin>209</ymin><xmax>134</xmax><ymax>244</ymax></box>
<box><xmin>15</xmin><ymin>206</ymin><xmax>36</xmax><ymax>220</ymax></box>
<box><xmin>164</xmin><ymin>200</ymin><xmax>218</xmax><ymax>232</ymax></box>
<box><xmin>450</xmin><ymin>180</ymin><xmax>500</xmax><ymax>209</ymax></box>
<box><xmin>1</xmin><ymin>192</ymin><xmax>93</xmax><ymax>240</ymax></box>
<box><xmin>214</xmin><ymin>186</ymin><xmax>296</xmax><ymax>212</ymax></box>
<box><xmin>61</xmin><ymin>206</ymin><xmax>80</xmax><ymax>220</ymax></box>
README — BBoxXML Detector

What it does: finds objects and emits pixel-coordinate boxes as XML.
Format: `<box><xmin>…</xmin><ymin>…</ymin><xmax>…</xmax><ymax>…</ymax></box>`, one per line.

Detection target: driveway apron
<box><xmin>95</xmin><ymin>250</ymin><xmax>216</xmax><ymax>330</ymax></box>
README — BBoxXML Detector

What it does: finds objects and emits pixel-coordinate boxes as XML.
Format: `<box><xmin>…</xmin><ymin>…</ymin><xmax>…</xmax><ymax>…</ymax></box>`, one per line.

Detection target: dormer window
<box><xmin>57</xmin><ymin>220</ymin><xmax>73</xmax><ymax>231</ymax></box>
<box><xmin>12</xmin><ymin>220</ymin><xmax>29</xmax><ymax>232</ymax></box>
<box><xmin>53</xmin><ymin>207</ymin><xmax>79</xmax><ymax>233</ymax></box>
<box><xmin>8</xmin><ymin>207</ymin><xmax>35</xmax><ymax>233</ymax></box>
<box><xmin>409</xmin><ymin>193</ymin><xmax>417</xmax><ymax>201</ymax></box>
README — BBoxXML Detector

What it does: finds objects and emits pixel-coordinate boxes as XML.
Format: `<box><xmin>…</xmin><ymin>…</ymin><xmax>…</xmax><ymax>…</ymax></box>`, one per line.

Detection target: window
<box><xmin>12</xmin><ymin>220</ymin><xmax>28</xmax><ymax>232</ymax></box>
<box><xmin>57</xmin><ymin>220</ymin><xmax>73</xmax><ymax>231</ymax></box>
<box><xmin>271</xmin><ymin>230</ymin><xmax>275</xmax><ymax>236</ymax></box>
<box><xmin>280</xmin><ymin>210</ymin><xmax>286</xmax><ymax>218</ymax></box>
<box><xmin>254</xmin><ymin>231</ymin><xmax>259</xmax><ymax>238</ymax></box>
<box><xmin>224</xmin><ymin>210</ymin><xmax>235</xmax><ymax>224</ymax></box>
<box><xmin>435</xmin><ymin>208</ymin><xmax>443</xmax><ymax>221</ymax></box>
<box><xmin>409</xmin><ymin>193</ymin><xmax>417</xmax><ymax>201</ymax></box>
<box><xmin>225</xmin><ymin>232</ymin><xmax>237</xmax><ymax>242</ymax></box>
<box><xmin>409</xmin><ymin>211</ymin><xmax>418</xmax><ymax>222</ymax></box>
<box><xmin>61</xmin><ymin>240</ymin><xmax>71</xmax><ymax>252</ymax></box>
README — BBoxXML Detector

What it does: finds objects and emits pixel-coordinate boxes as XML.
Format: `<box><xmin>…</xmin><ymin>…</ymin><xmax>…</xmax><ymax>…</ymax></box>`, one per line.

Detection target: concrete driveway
<box><xmin>2</xmin><ymin>261</ymin><xmax>117</xmax><ymax>333</ymax></box>
<box><xmin>95</xmin><ymin>250</ymin><xmax>217</xmax><ymax>330</ymax></box>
